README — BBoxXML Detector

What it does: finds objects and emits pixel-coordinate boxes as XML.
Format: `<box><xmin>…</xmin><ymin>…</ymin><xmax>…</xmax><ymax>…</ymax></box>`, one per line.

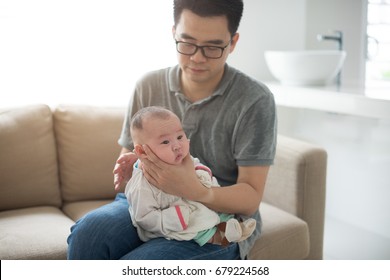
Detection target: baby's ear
<box><xmin>134</xmin><ymin>144</ymin><xmax>145</xmax><ymax>157</ymax></box>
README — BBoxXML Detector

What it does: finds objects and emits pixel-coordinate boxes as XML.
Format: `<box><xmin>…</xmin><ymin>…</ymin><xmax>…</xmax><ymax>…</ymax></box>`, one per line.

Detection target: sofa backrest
<box><xmin>0</xmin><ymin>105</ymin><xmax>62</xmax><ymax>211</ymax></box>
<box><xmin>53</xmin><ymin>105</ymin><xmax>125</xmax><ymax>202</ymax></box>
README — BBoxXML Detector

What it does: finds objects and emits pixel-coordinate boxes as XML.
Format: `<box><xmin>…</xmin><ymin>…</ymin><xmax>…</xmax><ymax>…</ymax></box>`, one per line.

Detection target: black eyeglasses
<box><xmin>175</xmin><ymin>40</ymin><xmax>231</xmax><ymax>59</ymax></box>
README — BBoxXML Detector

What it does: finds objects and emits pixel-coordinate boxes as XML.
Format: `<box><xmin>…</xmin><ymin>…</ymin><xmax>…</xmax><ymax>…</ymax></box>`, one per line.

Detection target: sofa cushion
<box><xmin>0</xmin><ymin>105</ymin><xmax>61</xmax><ymax>211</ymax></box>
<box><xmin>248</xmin><ymin>202</ymin><xmax>310</xmax><ymax>259</ymax></box>
<box><xmin>53</xmin><ymin>105</ymin><xmax>125</xmax><ymax>202</ymax></box>
<box><xmin>0</xmin><ymin>206</ymin><xmax>74</xmax><ymax>259</ymax></box>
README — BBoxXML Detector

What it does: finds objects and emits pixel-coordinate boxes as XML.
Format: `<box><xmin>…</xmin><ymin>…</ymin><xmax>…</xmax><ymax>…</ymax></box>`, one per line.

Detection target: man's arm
<box><xmin>201</xmin><ymin>165</ymin><xmax>269</xmax><ymax>216</ymax></box>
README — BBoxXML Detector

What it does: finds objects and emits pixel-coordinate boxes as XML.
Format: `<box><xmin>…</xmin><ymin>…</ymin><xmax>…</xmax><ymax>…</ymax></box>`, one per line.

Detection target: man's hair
<box><xmin>173</xmin><ymin>0</ymin><xmax>244</xmax><ymax>36</ymax></box>
<box><xmin>130</xmin><ymin>106</ymin><xmax>173</xmax><ymax>132</ymax></box>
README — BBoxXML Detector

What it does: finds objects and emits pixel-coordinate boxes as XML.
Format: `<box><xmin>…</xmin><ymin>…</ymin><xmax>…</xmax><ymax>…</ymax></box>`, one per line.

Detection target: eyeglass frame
<box><xmin>174</xmin><ymin>39</ymin><xmax>232</xmax><ymax>59</ymax></box>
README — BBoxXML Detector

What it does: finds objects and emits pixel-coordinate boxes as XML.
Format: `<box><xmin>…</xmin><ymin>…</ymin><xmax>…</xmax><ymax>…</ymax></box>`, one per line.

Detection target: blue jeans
<box><xmin>67</xmin><ymin>193</ymin><xmax>240</xmax><ymax>260</ymax></box>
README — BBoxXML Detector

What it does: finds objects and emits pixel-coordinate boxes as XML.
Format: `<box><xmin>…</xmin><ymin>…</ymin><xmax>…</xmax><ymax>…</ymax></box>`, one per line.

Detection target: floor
<box><xmin>323</xmin><ymin>215</ymin><xmax>390</xmax><ymax>260</ymax></box>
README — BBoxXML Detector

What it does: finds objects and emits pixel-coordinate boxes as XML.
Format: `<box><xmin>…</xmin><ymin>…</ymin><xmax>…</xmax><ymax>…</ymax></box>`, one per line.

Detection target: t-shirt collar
<box><xmin>169</xmin><ymin>64</ymin><xmax>234</xmax><ymax>98</ymax></box>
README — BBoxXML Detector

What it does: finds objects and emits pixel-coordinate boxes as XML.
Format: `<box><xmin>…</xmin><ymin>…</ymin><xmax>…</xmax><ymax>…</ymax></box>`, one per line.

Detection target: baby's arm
<box><xmin>131</xmin><ymin>184</ymin><xmax>190</xmax><ymax>234</ymax></box>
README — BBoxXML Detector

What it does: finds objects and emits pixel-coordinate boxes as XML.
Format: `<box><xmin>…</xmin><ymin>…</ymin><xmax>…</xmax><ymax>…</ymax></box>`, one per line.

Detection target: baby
<box><xmin>125</xmin><ymin>106</ymin><xmax>255</xmax><ymax>246</ymax></box>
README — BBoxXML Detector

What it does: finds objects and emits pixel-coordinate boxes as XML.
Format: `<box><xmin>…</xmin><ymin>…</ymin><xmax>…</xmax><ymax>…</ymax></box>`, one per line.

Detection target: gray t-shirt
<box><xmin>118</xmin><ymin>64</ymin><xmax>277</xmax><ymax>259</ymax></box>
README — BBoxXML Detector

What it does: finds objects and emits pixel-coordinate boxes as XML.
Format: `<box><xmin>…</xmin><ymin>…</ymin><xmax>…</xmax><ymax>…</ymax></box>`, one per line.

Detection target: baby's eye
<box><xmin>161</xmin><ymin>140</ymin><xmax>170</xmax><ymax>145</ymax></box>
<box><xmin>177</xmin><ymin>135</ymin><xmax>183</xmax><ymax>140</ymax></box>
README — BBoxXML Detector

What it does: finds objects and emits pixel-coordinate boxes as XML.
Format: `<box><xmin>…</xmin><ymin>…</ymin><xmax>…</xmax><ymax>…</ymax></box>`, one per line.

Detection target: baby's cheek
<box><xmin>164</xmin><ymin>150</ymin><xmax>179</xmax><ymax>164</ymax></box>
<box><xmin>183</xmin><ymin>142</ymin><xmax>190</xmax><ymax>155</ymax></box>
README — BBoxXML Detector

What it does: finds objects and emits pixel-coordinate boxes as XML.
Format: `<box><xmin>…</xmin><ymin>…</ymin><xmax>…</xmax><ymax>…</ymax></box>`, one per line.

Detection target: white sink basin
<box><xmin>264</xmin><ymin>50</ymin><xmax>347</xmax><ymax>86</ymax></box>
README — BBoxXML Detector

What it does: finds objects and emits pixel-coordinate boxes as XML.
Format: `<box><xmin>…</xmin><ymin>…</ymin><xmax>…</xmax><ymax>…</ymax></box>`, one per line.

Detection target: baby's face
<box><xmin>140</xmin><ymin>114</ymin><xmax>189</xmax><ymax>165</ymax></box>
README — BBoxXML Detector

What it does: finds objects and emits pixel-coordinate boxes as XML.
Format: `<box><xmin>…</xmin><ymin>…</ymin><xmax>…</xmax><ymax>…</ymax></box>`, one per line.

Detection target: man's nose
<box><xmin>190</xmin><ymin>48</ymin><xmax>207</xmax><ymax>63</ymax></box>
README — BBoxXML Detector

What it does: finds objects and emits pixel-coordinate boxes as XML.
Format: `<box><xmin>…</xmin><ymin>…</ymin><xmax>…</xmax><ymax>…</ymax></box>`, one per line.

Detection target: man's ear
<box><xmin>134</xmin><ymin>144</ymin><xmax>145</xmax><ymax>157</ymax></box>
<box><xmin>172</xmin><ymin>26</ymin><xmax>176</xmax><ymax>39</ymax></box>
<box><xmin>229</xmin><ymin>32</ymin><xmax>240</xmax><ymax>53</ymax></box>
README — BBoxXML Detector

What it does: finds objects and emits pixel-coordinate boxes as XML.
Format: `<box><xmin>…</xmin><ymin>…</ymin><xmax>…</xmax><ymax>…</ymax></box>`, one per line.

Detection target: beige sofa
<box><xmin>0</xmin><ymin>104</ymin><xmax>327</xmax><ymax>260</ymax></box>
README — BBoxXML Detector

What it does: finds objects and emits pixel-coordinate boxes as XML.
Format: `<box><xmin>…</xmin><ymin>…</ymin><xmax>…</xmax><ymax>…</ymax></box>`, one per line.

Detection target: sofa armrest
<box><xmin>263</xmin><ymin>135</ymin><xmax>327</xmax><ymax>259</ymax></box>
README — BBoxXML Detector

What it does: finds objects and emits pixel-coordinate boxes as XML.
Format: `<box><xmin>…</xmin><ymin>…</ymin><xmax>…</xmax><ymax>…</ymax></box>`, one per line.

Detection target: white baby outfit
<box><xmin>125</xmin><ymin>158</ymin><xmax>255</xmax><ymax>246</ymax></box>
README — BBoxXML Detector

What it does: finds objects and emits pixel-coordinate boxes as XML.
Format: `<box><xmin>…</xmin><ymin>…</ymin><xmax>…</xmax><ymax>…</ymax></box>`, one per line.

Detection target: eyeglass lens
<box><xmin>176</xmin><ymin>42</ymin><xmax>224</xmax><ymax>58</ymax></box>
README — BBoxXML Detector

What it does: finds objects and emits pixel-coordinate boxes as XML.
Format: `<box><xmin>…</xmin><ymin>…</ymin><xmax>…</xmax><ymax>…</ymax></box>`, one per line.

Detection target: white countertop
<box><xmin>265</xmin><ymin>82</ymin><xmax>390</xmax><ymax>119</ymax></box>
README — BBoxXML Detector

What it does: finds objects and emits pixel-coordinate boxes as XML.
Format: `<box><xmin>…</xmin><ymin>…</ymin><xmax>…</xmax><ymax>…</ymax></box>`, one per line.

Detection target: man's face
<box><xmin>173</xmin><ymin>9</ymin><xmax>238</xmax><ymax>87</ymax></box>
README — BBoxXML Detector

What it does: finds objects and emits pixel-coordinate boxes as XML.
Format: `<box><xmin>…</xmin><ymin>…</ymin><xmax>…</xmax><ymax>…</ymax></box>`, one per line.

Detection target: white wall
<box><xmin>0</xmin><ymin>0</ymin><xmax>176</xmax><ymax>108</ymax></box>
<box><xmin>230</xmin><ymin>0</ymin><xmax>367</xmax><ymax>85</ymax></box>
<box><xmin>229</xmin><ymin>0</ymin><xmax>306</xmax><ymax>81</ymax></box>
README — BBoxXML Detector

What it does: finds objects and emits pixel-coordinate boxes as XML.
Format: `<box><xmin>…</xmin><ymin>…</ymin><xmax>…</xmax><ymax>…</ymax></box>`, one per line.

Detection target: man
<box><xmin>67</xmin><ymin>0</ymin><xmax>277</xmax><ymax>260</ymax></box>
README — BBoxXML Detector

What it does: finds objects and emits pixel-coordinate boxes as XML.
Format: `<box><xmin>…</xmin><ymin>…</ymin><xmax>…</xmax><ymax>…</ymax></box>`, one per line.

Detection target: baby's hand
<box><xmin>195</xmin><ymin>169</ymin><xmax>213</xmax><ymax>188</ymax></box>
<box><xmin>113</xmin><ymin>152</ymin><xmax>137</xmax><ymax>191</ymax></box>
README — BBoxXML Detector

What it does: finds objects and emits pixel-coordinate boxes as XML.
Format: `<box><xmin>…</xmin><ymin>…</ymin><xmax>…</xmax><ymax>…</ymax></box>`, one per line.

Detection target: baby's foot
<box><xmin>239</xmin><ymin>218</ymin><xmax>256</xmax><ymax>241</ymax></box>
<box><xmin>225</xmin><ymin>219</ymin><xmax>242</xmax><ymax>242</ymax></box>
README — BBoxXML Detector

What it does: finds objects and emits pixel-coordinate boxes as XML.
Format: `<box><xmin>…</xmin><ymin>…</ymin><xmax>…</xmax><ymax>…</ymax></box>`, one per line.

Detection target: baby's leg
<box><xmin>207</xmin><ymin>222</ymin><xmax>230</xmax><ymax>246</ymax></box>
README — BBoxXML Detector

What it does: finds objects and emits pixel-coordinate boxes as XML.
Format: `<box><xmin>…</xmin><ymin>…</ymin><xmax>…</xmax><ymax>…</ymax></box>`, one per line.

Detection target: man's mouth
<box><xmin>188</xmin><ymin>66</ymin><xmax>206</xmax><ymax>73</ymax></box>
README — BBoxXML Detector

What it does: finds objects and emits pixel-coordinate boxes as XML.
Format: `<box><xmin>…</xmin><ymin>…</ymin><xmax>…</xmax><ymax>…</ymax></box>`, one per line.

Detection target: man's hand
<box><xmin>113</xmin><ymin>151</ymin><xmax>138</xmax><ymax>192</ymax></box>
<box><xmin>140</xmin><ymin>145</ymin><xmax>210</xmax><ymax>202</ymax></box>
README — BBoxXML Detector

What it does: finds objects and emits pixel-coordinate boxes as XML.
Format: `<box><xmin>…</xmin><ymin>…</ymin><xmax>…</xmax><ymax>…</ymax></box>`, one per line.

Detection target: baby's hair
<box><xmin>130</xmin><ymin>106</ymin><xmax>174</xmax><ymax>131</ymax></box>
